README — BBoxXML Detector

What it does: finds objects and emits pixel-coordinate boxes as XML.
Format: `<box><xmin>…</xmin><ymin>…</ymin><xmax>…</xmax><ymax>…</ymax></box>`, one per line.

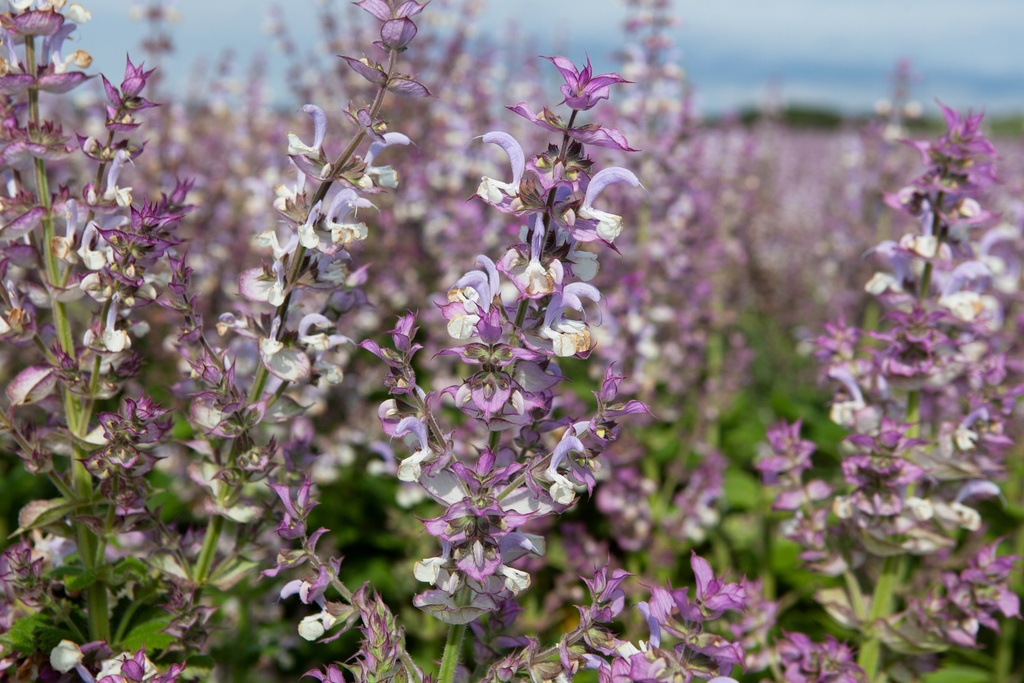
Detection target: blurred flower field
<box><xmin>1</xmin><ymin>1</ymin><xmax>1022</xmax><ymax>682</ymax></box>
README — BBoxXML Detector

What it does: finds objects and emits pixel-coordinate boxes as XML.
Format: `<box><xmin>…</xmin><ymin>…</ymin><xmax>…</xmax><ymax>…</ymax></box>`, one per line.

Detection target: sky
<box><xmin>75</xmin><ymin>0</ymin><xmax>1024</xmax><ymax>116</ymax></box>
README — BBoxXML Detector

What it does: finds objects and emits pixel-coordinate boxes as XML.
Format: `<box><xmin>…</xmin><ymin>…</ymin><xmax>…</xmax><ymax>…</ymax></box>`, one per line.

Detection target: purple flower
<box><xmin>776</xmin><ymin>632</ymin><xmax>865</xmax><ymax>683</ymax></box>
<box><xmin>543</xmin><ymin>55</ymin><xmax>630</xmax><ymax>111</ymax></box>
<box><xmin>581</xmin><ymin>564</ymin><xmax>632</xmax><ymax>623</ymax></box>
<box><xmin>944</xmin><ymin>540</ymin><xmax>1021</xmax><ymax>633</ymax></box>
<box><xmin>690</xmin><ymin>552</ymin><xmax>747</xmax><ymax>619</ymax></box>
<box><xmin>303</xmin><ymin>664</ymin><xmax>346</xmax><ymax>683</ymax></box>
<box><xmin>120</xmin><ymin>56</ymin><xmax>155</xmax><ymax>99</ymax></box>
<box><xmin>269</xmin><ymin>477</ymin><xmax>318</xmax><ymax>540</ymax></box>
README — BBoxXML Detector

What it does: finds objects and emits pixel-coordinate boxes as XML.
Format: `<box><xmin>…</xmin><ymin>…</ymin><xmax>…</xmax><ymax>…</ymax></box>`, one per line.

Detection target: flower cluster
<box><xmin>354</xmin><ymin>56</ymin><xmax>649</xmax><ymax>635</ymax></box>
<box><xmin>3</xmin><ymin>1</ymin><xmax>1024</xmax><ymax>682</ymax></box>
<box><xmin>761</xmin><ymin>103</ymin><xmax>1024</xmax><ymax>679</ymax></box>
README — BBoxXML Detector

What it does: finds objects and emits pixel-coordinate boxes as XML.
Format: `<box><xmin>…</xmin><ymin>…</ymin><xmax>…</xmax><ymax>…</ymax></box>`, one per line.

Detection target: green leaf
<box><xmin>12</xmin><ymin>497</ymin><xmax>94</xmax><ymax>537</ymax></box>
<box><xmin>36</xmin><ymin>623</ymin><xmax>76</xmax><ymax>653</ymax></box>
<box><xmin>923</xmin><ymin>666</ymin><xmax>992</xmax><ymax>683</ymax></box>
<box><xmin>0</xmin><ymin>612</ymin><xmax>48</xmax><ymax>653</ymax></box>
<box><xmin>111</xmin><ymin>556</ymin><xmax>148</xmax><ymax>586</ymax></box>
<box><xmin>121</xmin><ymin>613</ymin><xmax>175</xmax><ymax>651</ymax></box>
<box><xmin>65</xmin><ymin>567</ymin><xmax>99</xmax><ymax>592</ymax></box>
<box><xmin>209</xmin><ymin>557</ymin><xmax>260</xmax><ymax>590</ymax></box>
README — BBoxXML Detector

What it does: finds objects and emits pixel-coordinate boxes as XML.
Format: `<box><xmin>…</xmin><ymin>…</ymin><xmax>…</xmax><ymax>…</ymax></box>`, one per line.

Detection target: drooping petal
<box><xmin>394</xmin><ymin>416</ymin><xmax>429</xmax><ymax>451</ymax></box>
<box><xmin>364</xmin><ymin>132</ymin><xmax>412</xmax><ymax>166</ymax></box>
<box><xmin>583</xmin><ymin>167</ymin><xmax>641</xmax><ymax>210</ymax></box>
<box><xmin>942</xmin><ymin>260</ymin><xmax>992</xmax><ymax>296</ymax></box>
<box><xmin>480</xmin><ymin>131</ymin><xmax>525</xmax><ymax>187</ymax></box>
<box><xmin>475</xmin><ymin>254</ymin><xmax>500</xmax><ymax>300</ymax></box>
<box><xmin>288</xmin><ymin>104</ymin><xmax>327</xmax><ymax>156</ymax></box>
<box><xmin>560</xmin><ymin>282</ymin><xmax>602</xmax><ymax>315</ymax></box>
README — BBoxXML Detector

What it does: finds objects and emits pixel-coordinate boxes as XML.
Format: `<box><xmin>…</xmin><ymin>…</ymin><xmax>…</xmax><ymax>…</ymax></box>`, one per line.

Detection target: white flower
<box><xmin>297</xmin><ymin>202</ymin><xmax>324</xmax><ymax>250</ymax></box>
<box><xmin>578</xmin><ymin>167</ymin><xmax>641</xmax><ymax>243</ymax></box>
<box><xmin>568</xmin><ymin>246</ymin><xmax>598</xmax><ymax>281</ymax></box>
<box><xmin>498</xmin><ymin>564</ymin><xmax>531</xmax><ymax>594</ymax></box>
<box><xmin>865</xmin><ymin>272</ymin><xmax>901</xmax><ymax>295</ymax></box>
<box><xmin>954</xmin><ymin>425</ymin><xmax>979</xmax><ymax>451</ymax></box>
<box><xmin>393</xmin><ymin>417</ymin><xmax>436</xmax><ymax>483</ymax></box>
<box><xmin>905</xmin><ymin>496</ymin><xmax>933</xmax><ymax>521</ymax></box>
<box><xmin>363</xmin><ymin>132</ymin><xmax>411</xmax><ymax>189</ymax></box>
<box><xmin>324</xmin><ymin>189</ymin><xmax>373</xmax><ymax>246</ymax></box>
<box><xmin>414</xmin><ymin>556</ymin><xmax>446</xmax><ymax>584</ymax></box>
<box><xmin>832</xmin><ymin>495</ymin><xmax>853</xmax><ymax>520</ymax></box>
<box><xmin>398</xmin><ymin>446</ymin><xmax>432</xmax><ymax>483</ymax></box>
<box><xmin>77</xmin><ymin>221</ymin><xmax>110</xmax><ymax>270</ymax></box>
<box><xmin>539</xmin><ymin>282</ymin><xmax>601</xmax><ymax>357</ymax></box>
<box><xmin>101</xmin><ymin>149</ymin><xmax>133</xmax><ymax>207</ymax></box>
<box><xmin>542</xmin><ymin>318</ymin><xmax>591</xmax><ymax>358</ymax></box>
<box><xmin>444</xmin><ymin>256</ymin><xmax>500</xmax><ymax>340</ymax></box>
<box><xmin>50</xmin><ymin>640</ymin><xmax>83</xmax><ymax>674</ymax></box>
<box><xmin>578</xmin><ymin>206</ymin><xmax>622</xmax><ymax>242</ymax></box>
<box><xmin>66</xmin><ymin>3</ymin><xmax>92</xmax><ymax>23</ymax></box>
<box><xmin>476</xmin><ymin>131</ymin><xmax>524</xmax><ymax>204</ymax></box>
<box><xmin>99</xmin><ymin>295</ymin><xmax>130</xmax><ymax>353</ymax></box>
<box><xmin>286</xmin><ymin>104</ymin><xmax>327</xmax><ymax>157</ymax></box>
<box><xmin>477</xmin><ymin>176</ymin><xmax>517</xmax><ymax>204</ymax></box>
<box><xmin>298</xmin><ymin>610</ymin><xmax>337</xmax><ymax>641</ymax></box>
<box><xmin>899</xmin><ymin>233</ymin><xmax>937</xmax><ymax>258</ymax></box>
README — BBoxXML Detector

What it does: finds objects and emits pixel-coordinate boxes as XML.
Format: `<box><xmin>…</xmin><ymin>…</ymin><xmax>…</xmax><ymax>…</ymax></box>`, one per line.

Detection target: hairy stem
<box><xmin>192</xmin><ymin>47</ymin><xmax>403</xmax><ymax>586</ymax></box>
<box><xmin>437</xmin><ymin>622</ymin><xmax>466</xmax><ymax>683</ymax></box>
<box><xmin>26</xmin><ymin>36</ymin><xmax>110</xmax><ymax>643</ymax></box>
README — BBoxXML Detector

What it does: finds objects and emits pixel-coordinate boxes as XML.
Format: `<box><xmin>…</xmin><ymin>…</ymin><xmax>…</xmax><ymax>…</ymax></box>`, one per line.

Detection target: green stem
<box><xmin>905</xmin><ymin>390</ymin><xmax>921</xmax><ymax>438</ymax></box>
<box><xmin>26</xmin><ymin>36</ymin><xmax>110</xmax><ymax>643</ymax></box>
<box><xmin>85</xmin><ymin>571</ymin><xmax>110</xmax><ymax>643</ymax></box>
<box><xmin>26</xmin><ymin>46</ymin><xmax>74</xmax><ymax>363</ymax></box>
<box><xmin>191</xmin><ymin>49</ymin><xmax>406</xmax><ymax>586</ymax></box>
<box><xmin>857</xmin><ymin>555</ymin><xmax>901</xmax><ymax>681</ymax></box>
<box><xmin>437</xmin><ymin>622</ymin><xmax>467</xmax><ymax>683</ymax></box>
<box><xmin>917</xmin><ymin>261</ymin><xmax>934</xmax><ymax>304</ymax></box>
<box><xmin>193</xmin><ymin>514</ymin><xmax>224</xmax><ymax>585</ymax></box>
<box><xmin>509</xmin><ymin>108</ymin><xmax>578</xmax><ymax>351</ymax></box>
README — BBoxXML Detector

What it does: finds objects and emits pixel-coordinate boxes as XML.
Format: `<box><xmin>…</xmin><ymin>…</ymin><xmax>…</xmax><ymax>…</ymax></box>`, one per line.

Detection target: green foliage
<box><xmin>120</xmin><ymin>610</ymin><xmax>176</xmax><ymax>651</ymax></box>
<box><xmin>923</xmin><ymin>666</ymin><xmax>994</xmax><ymax>683</ymax></box>
<box><xmin>0</xmin><ymin>612</ymin><xmax>73</xmax><ymax>656</ymax></box>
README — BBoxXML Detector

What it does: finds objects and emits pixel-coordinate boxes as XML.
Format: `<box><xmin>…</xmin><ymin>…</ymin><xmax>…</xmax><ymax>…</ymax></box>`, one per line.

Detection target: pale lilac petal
<box><xmin>480</xmin><ymin>131</ymin><xmax>525</xmax><ymax>187</ymax></box>
<box><xmin>7</xmin><ymin>366</ymin><xmax>56</xmax><ymax>405</ymax></box>
<box><xmin>365</xmin><ymin>132</ymin><xmax>412</xmax><ymax>166</ymax></box>
<box><xmin>690</xmin><ymin>552</ymin><xmax>714</xmax><ymax>596</ymax></box>
<box><xmin>942</xmin><ymin>260</ymin><xmax>992</xmax><ymax>296</ymax></box>
<box><xmin>300</xmin><ymin>104</ymin><xmax>327</xmax><ymax>152</ymax></box>
<box><xmin>394</xmin><ymin>416</ymin><xmax>429</xmax><ymax>451</ymax></box>
<box><xmin>583</xmin><ymin>167</ymin><xmax>641</xmax><ymax>211</ymax></box>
